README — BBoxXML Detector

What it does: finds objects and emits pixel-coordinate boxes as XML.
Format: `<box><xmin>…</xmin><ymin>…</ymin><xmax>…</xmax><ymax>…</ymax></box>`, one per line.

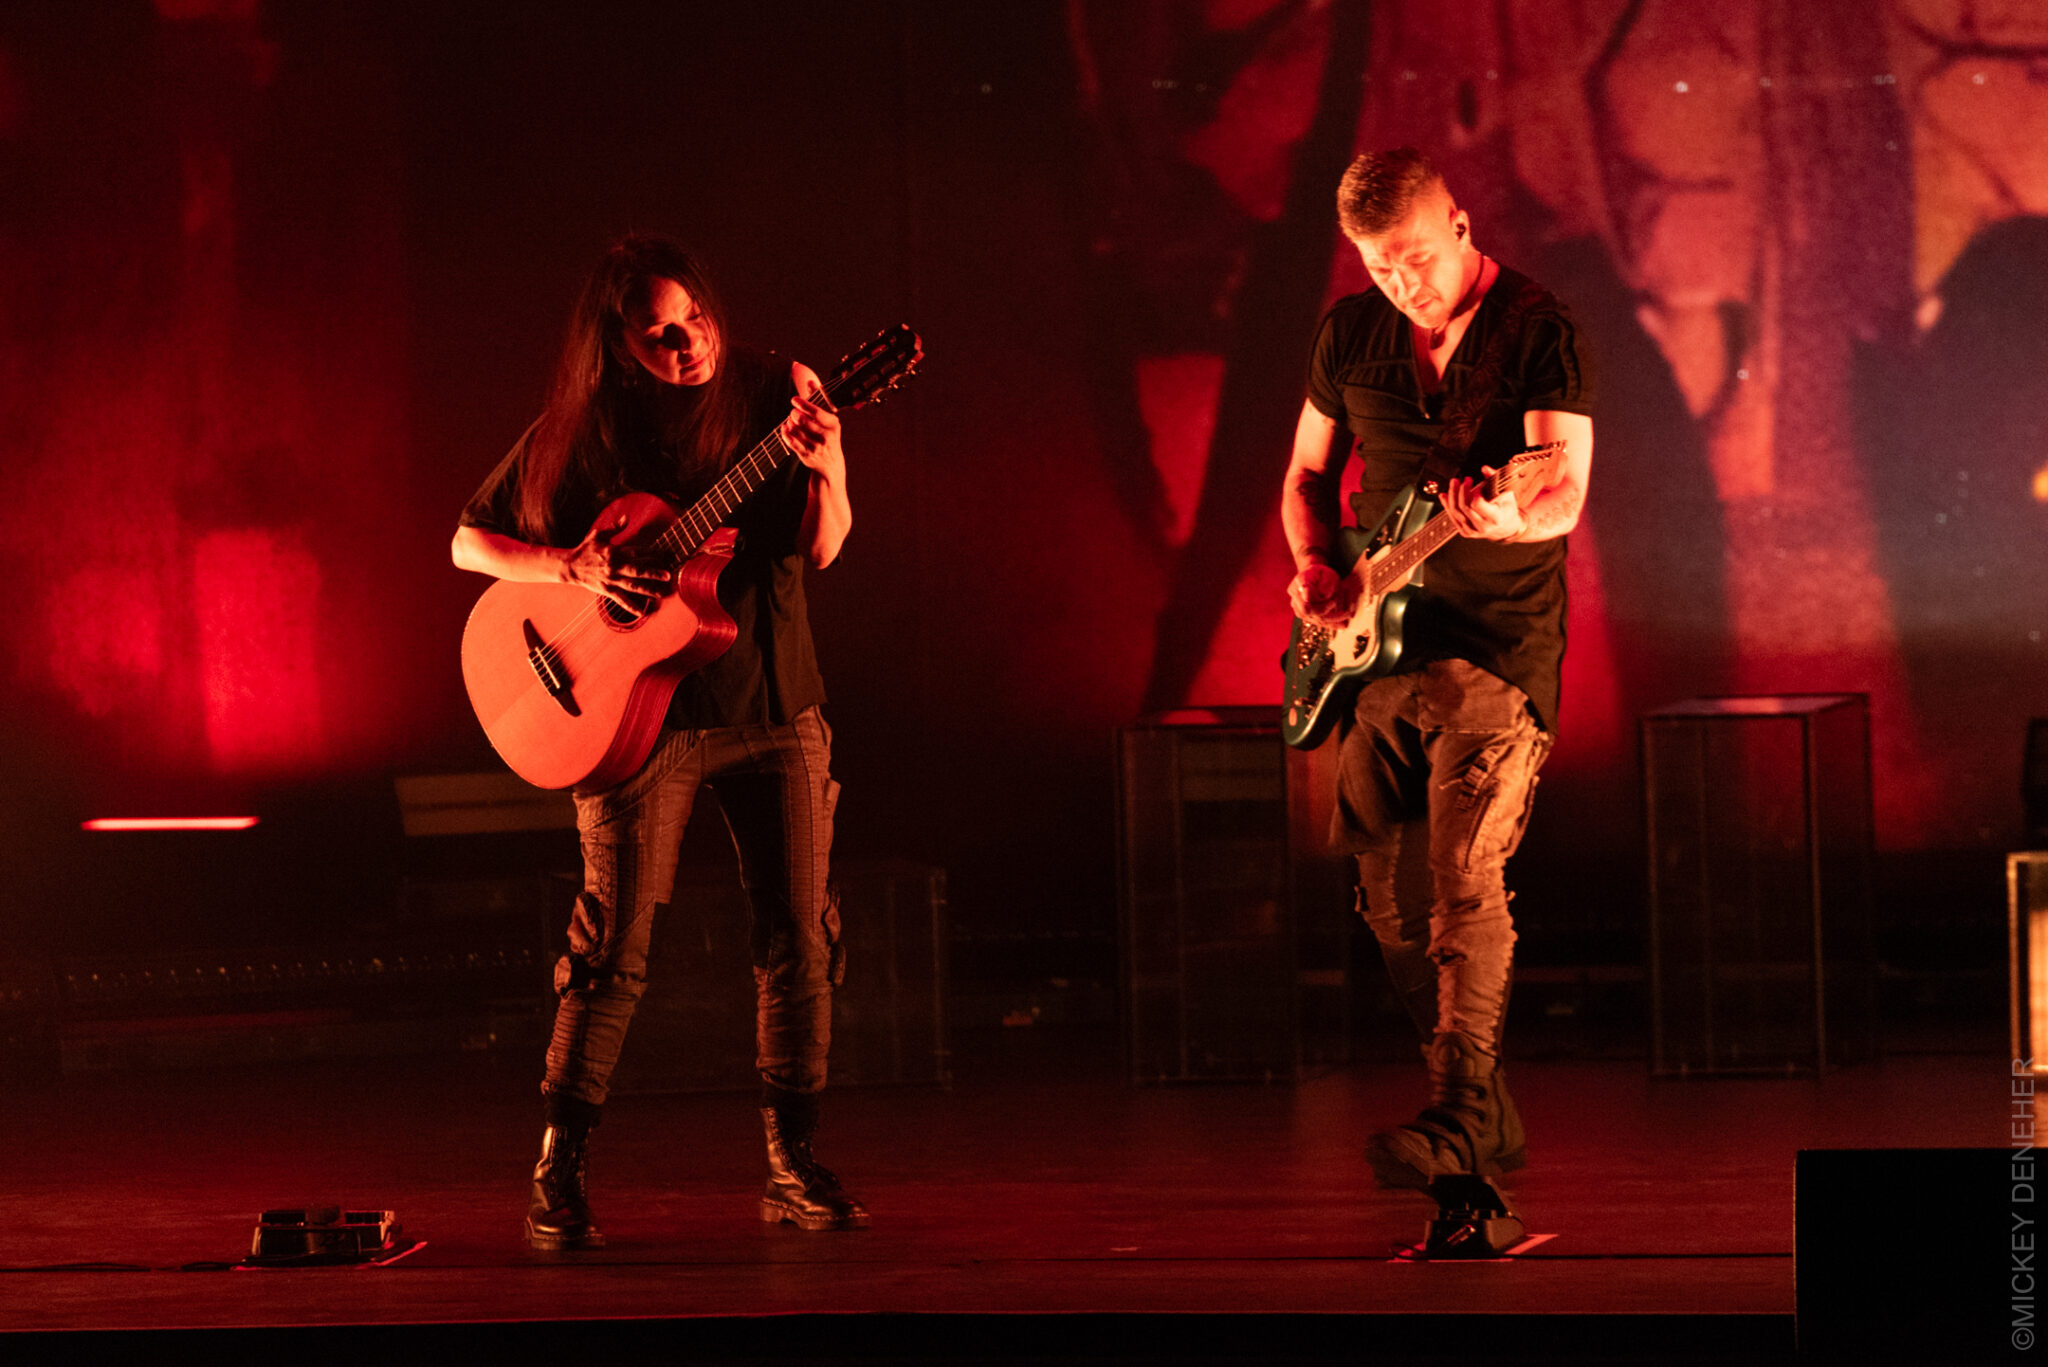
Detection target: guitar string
<box><xmin>1292</xmin><ymin>441</ymin><xmax>1562</xmax><ymax>724</ymax></box>
<box><xmin>529</xmin><ymin>424</ymin><xmax>806</xmax><ymax>674</ymax></box>
<box><xmin>535</xmin><ymin>351</ymin><xmax>898</xmax><ymax>653</ymax></box>
<box><xmin>523</xmin><ymin>346</ymin><xmax>905</xmax><ymax>685</ymax></box>
<box><xmin>1360</xmin><ymin>443</ymin><xmax>1562</xmax><ymax>598</ymax></box>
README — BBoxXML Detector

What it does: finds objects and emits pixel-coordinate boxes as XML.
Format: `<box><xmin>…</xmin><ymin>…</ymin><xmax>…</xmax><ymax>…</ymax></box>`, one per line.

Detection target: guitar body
<box><xmin>1280</xmin><ymin>491</ymin><xmax>1432</xmax><ymax>751</ymax></box>
<box><xmin>461</xmin><ymin>492</ymin><xmax>740</xmax><ymax>790</ymax></box>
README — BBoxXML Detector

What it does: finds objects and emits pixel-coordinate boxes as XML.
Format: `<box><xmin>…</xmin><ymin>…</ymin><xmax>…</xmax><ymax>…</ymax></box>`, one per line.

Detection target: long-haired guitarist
<box><xmin>1281</xmin><ymin>150</ymin><xmax>1595</xmax><ymax>1192</ymax></box>
<box><xmin>451</xmin><ymin>233</ymin><xmax>863</xmax><ymax>1247</ymax></box>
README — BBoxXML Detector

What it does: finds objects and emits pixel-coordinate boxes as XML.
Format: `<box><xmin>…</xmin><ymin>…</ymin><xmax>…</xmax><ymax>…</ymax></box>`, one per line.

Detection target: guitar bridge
<box><xmin>523</xmin><ymin>619</ymin><xmax>580</xmax><ymax>717</ymax></box>
<box><xmin>1293</xmin><ymin>625</ymin><xmax>1335</xmax><ymax>694</ymax></box>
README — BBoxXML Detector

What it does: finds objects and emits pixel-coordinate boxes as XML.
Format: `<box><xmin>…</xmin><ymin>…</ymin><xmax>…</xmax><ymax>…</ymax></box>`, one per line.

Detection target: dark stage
<box><xmin>0</xmin><ymin>1026</ymin><xmax>2007</xmax><ymax>1363</ymax></box>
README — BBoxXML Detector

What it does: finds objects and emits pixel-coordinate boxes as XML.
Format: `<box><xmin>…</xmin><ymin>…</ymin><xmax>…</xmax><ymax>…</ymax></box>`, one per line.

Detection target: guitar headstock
<box><xmin>1420</xmin><ymin>440</ymin><xmax>1567</xmax><ymax>500</ymax></box>
<box><xmin>822</xmin><ymin>324</ymin><xmax>924</xmax><ymax>411</ymax></box>
<box><xmin>1491</xmin><ymin>440</ymin><xmax>1567</xmax><ymax>498</ymax></box>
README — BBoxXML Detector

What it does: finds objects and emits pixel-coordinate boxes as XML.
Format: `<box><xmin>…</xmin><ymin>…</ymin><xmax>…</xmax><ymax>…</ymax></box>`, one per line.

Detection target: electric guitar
<box><xmin>462</xmin><ymin>324</ymin><xmax>923</xmax><ymax>789</ymax></box>
<box><xmin>1279</xmin><ymin>441</ymin><xmax>1566</xmax><ymax>750</ymax></box>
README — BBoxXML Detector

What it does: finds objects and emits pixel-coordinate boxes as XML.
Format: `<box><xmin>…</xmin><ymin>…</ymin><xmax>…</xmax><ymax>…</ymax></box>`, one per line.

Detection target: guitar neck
<box><xmin>653</xmin><ymin>370</ymin><xmax>854</xmax><ymax>559</ymax></box>
<box><xmin>1361</xmin><ymin>447</ymin><xmax>1560</xmax><ymax>597</ymax></box>
<box><xmin>1364</xmin><ymin>508</ymin><xmax>1459</xmax><ymax>597</ymax></box>
<box><xmin>655</xmin><ymin>430</ymin><xmax>796</xmax><ymax>558</ymax></box>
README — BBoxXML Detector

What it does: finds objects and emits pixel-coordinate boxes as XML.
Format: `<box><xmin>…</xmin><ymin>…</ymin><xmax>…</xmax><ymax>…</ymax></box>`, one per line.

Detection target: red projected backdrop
<box><xmin>0</xmin><ymin>1</ymin><xmax>2044</xmax><ymax>953</ymax></box>
<box><xmin>0</xmin><ymin>3</ymin><xmax>417</xmax><ymax>806</ymax></box>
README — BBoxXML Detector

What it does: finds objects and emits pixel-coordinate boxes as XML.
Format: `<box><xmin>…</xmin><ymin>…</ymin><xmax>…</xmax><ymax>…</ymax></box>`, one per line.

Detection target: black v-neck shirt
<box><xmin>461</xmin><ymin>348</ymin><xmax>826</xmax><ymax>733</ymax></box>
<box><xmin>1305</xmin><ymin>265</ymin><xmax>1595</xmax><ymax>732</ymax></box>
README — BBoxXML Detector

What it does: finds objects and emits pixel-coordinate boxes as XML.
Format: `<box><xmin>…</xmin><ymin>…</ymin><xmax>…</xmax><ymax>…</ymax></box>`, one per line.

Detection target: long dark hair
<box><xmin>515</xmin><ymin>233</ymin><xmax>749</xmax><ymax>542</ymax></box>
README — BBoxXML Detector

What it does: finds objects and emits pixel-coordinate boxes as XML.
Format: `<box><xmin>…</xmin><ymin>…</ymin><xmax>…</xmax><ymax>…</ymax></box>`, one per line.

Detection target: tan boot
<box><xmin>1366</xmin><ymin>1031</ymin><xmax>1525</xmax><ymax>1190</ymax></box>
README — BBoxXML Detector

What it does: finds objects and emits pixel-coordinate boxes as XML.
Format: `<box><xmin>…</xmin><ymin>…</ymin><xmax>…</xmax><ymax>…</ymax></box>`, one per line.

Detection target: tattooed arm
<box><xmin>1441</xmin><ymin>410</ymin><xmax>1593</xmax><ymax>543</ymax></box>
<box><xmin>1281</xmin><ymin>400</ymin><xmax>1355</xmax><ymax>626</ymax></box>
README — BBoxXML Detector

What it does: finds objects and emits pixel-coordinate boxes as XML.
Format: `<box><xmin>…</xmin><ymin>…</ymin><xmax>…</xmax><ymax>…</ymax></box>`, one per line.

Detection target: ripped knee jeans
<box><xmin>1333</xmin><ymin>661</ymin><xmax>1551</xmax><ymax>1052</ymax></box>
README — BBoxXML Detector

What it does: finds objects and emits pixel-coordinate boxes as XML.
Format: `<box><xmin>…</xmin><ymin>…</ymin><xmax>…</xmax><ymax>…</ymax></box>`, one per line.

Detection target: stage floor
<box><xmin>0</xmin><ymin>1030</ymin><xmax>2004</xmax><ymax>1358</ymax></box>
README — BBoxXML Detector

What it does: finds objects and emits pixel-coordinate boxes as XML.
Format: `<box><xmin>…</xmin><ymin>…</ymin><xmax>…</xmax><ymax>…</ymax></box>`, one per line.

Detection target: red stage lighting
<box><xmin>81</xmin><ymin>816</ymin><xmax>260</xmax><ymax>831</ymax></box>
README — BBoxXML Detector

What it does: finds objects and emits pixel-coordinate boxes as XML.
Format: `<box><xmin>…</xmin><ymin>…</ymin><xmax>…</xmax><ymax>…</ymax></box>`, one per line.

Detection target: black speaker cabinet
<box><xmin>610</xmin><ymin>856</ymin><xmax>948</xmax><ymax>1093</ymax></box>
<box><xmin>1644</xmin><ymin>695</ymin><xmax>1877</xmax><ymax>1074</ymax></box>
<box><xmin>1797</xmin><ymin>1148</ymin><xmax>2014</xmax><ymax>1359</ymax></box>
<box><xmin>1117</xmin><ymin>708</ymin><xmax>1351</xmax><ymax>1084</ymax></box>
<box><xmin>393</xmin><ymin>770</ymin><xmax>582</xmax><ymax>963</ymax></box>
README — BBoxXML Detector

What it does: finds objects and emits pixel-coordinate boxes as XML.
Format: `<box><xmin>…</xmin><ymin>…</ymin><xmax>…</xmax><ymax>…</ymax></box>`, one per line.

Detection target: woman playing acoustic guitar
<box><xmin>452</xmin><ymin>233</ymin><xmax>862</xmax><ymax>1248</ymax></box>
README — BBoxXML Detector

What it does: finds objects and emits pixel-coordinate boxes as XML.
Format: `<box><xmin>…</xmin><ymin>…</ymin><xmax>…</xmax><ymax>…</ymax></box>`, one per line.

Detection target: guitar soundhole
<box><xmin>601</xmin><ymin>599</ymin><xmax>646</xmax><ymax>628</ymax></box>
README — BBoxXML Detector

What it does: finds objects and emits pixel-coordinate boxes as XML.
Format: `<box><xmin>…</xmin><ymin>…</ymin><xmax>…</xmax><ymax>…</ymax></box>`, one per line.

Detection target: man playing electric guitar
<box><xmin>1282</xmin><ymin>149</ymin><xmax>1595</xmax><ymax>1192</ymax></box>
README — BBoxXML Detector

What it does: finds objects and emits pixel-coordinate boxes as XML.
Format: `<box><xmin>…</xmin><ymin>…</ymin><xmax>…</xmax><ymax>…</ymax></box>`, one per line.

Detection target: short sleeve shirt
<box><xmin>460</xmin><ymin>348</ymin><xmax>826</xmax><ymax>730</ymax></box>
<box><xmin>1304</xmin><ymin>265</ymin><xmax>1595</xmax><ymax>732</ymax></box>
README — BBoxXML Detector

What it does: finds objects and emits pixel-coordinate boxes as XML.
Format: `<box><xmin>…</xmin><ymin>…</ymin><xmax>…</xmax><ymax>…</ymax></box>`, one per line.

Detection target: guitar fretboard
<box><xmin>1361</xmin><ymin>445</ymin><xmax>1562</xmax><ymax>596</ymax></box>
<box><xmin>650</xmin><ymin>368</ymin><xmax>859</xmax><ymax>561</ymax></box>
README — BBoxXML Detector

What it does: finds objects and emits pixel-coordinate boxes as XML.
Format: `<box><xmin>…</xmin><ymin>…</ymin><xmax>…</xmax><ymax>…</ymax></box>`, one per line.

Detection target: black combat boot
<box><xmin>525</xmin><ymin>1118</ymin><xmax>604</xmax><ymax>1250</ymax></box>
<box><xmin>1365</xmin><ymin>1030</ymin><xmax>1525</xmax><ymax>1190</ymax></box>
<box><xmin>759</xmin><ymin>1096</ymin><xmax>868</xmax><ymax>1231</ymax></box>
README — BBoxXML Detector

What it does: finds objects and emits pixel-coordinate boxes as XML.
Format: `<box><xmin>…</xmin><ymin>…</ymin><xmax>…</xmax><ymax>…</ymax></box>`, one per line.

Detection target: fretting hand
<box><xmin>781</xmin><ymin>361</ymin><xmax>845</xmax><ymax>484</ymax></box>
<box><xmin>1441</xmin><ymin>468</ymin><xmax>1525</xmax><ymax>541</ymax></box>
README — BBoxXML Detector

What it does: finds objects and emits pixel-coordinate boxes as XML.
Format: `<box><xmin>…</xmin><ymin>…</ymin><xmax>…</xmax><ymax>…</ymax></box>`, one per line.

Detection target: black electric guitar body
<box><xmin>1280</xmin><ymin>441</ymin><xmax>1565</xmax><ymax>750</ymax></box>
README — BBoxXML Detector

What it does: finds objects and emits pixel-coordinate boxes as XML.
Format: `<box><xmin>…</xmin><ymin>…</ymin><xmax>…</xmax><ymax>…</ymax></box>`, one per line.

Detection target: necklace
<box><xmin>1427</xmin><ymin>253</ymin><xmax>1487</xmax><ymax>350</ymax></box>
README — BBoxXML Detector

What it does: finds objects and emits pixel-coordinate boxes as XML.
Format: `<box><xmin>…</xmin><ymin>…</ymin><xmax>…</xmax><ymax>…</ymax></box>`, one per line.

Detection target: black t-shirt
<box><xmin>1305</xmin><ymin>265</ymin><xmax>1595</xmax><ymax>732</ymax></box>
<box><xmin>460</xmin><ymin>348</ymin><xmax>827</xmax><ymax>730</ymax></box>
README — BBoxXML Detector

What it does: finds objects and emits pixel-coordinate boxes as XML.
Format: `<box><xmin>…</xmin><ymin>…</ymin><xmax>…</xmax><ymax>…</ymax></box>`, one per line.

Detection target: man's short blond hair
<box><xmin>1337</xmin><ymin>147</ymin><xmax>1448</xmax><ymax>241</ymax></box>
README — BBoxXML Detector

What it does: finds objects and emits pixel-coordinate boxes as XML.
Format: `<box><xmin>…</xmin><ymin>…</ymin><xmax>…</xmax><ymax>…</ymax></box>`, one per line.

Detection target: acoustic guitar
<box><xmin>462</xmin><ymin>324</ymin><xmax>922</xmax><ymax>789</ymax></box>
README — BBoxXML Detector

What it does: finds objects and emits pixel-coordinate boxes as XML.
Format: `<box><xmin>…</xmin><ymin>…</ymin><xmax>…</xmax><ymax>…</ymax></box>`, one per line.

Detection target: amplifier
<box><xmin>610</xmin><ymin>856</ymin><xmax>949</xmax><ymax>1093</ymax></box>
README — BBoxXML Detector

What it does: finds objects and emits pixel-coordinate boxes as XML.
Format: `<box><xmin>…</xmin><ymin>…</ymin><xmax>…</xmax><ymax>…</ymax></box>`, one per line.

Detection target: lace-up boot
<box><xmin>760</xmin><ymin>1102</ymin><xmax>868</xmax><ymax>1230</ymax></box>
<box><xmin>1365</xmin><ymin>1030</ymin><xmax>1525</xmax><ymax>1190</ymax></box>
<box><xmin>525</xmin><ymin>1121</ymin><xmax>604</xmax><ymax>1250</ymax></box>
